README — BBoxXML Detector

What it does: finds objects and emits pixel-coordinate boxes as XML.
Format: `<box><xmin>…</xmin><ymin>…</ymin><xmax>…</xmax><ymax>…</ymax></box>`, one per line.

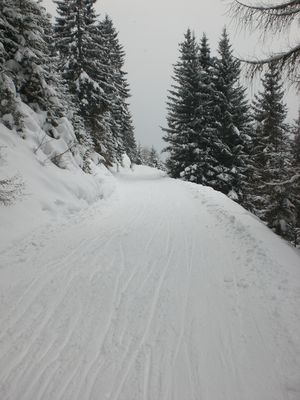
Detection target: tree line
<box><xmin>135</xmin><ymin>144</ymin><xmax>165</xmax><ymax>170</ymax></box>
<box><xmin>0</xmin><ymin>0</ymin><xmax>137</xmax><ymax>171</ymax></box>
<box><xmin>163</xmin><ymin>28</ymin><xmax>300</xmax><ymax>245</ymax></box>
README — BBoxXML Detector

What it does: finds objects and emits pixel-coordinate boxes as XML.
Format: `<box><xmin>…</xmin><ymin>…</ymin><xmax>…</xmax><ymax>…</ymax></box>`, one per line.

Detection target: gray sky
<box><xmin>43</xmin><ymin>0</ymin><xmax>299</xmax><ymax>152</ymax></box>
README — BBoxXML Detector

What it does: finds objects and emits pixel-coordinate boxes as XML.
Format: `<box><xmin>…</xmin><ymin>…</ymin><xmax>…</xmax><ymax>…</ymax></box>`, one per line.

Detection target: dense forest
<box><xmin>0</xmin><ymin>0</ymin><xmax>137</xmax><ymax>171</ymax></box>
<box><xmin>163</xmin><ymin>28</ymin><xmax>300</xmax><ymax>245</ymax></box>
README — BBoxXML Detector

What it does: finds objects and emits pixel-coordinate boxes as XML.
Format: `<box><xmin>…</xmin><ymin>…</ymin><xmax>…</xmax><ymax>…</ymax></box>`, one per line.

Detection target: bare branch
<box><xmin>234</xmin><ymin>0</ymin><xmax>300</xmax><ymax>12</ymax></box>
<box><xmin>229</xmin><ymin>0</ymin><xmax>300</xmax><ymax>33</ymax></box>
<box><xmin>229</xmin><ymin>0</ymin><xmax>300</xmax><ymax>87</ymax></box>
<box><xmin>238</xmin><ymin>44</ymin><xmax>300</xmax><ymax>88</ymax></box>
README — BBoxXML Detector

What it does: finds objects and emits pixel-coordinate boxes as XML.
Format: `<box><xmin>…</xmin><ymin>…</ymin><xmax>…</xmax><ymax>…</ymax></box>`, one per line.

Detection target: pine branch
<box><xmin>265</xmin><ymin>173</ymin><xmax>300</xmax><ymax>186</ymax></box>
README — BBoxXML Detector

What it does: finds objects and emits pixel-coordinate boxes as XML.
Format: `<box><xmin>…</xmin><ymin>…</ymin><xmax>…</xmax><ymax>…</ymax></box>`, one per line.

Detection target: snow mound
<box><xmin>0</xmin><ymin>112</ymin><xmax>116</xmax><ymax>248</ymax></box>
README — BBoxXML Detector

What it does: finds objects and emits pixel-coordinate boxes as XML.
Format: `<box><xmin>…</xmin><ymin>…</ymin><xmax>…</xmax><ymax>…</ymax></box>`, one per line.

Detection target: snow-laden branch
<box><xmin>265</xmin><ymin>174</ymin><xmax>300</xmax><ymax>186</ymax></box>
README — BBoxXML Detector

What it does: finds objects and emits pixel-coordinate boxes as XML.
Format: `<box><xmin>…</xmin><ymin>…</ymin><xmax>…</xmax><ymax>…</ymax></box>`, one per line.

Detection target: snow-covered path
<box><xmin>1</xmin><ymin>167</ymin><xmax>300</xmax><ymax>400</ymax></box>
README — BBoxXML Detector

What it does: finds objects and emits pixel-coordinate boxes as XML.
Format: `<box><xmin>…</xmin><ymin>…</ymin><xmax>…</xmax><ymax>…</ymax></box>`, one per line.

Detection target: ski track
<box><xmin>1</xmin><ymin>168</ymin><xmax>300</xmax><ymax>400</ymax></box>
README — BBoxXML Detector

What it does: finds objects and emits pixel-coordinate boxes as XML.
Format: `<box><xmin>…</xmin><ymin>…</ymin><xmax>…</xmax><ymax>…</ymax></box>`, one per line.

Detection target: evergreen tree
<box><xmin>139</xmin><ymin>146</ymin><xmax>164</xmax><ymax>169</ymax></box>
<box><xmin>291</xmin><ymin>112</ymin><xmax>300</xmax><ymax>245</ymax></box>
<box><xmin>148</xmin><ymin>146</ymin><xmax>160</xmax><ymax>168</ymax></box>
<box><xmin>294</xmin><ymin>111</ymin><xmax>300</xmax><ymax>167</ymax></box>
<box><xmin>98</xmin><ymin>16</ymin><xmax>136</xmax><ymax>163</ymax></box>
<box><xmin>251</xmin><ymin>63</ymin><xmax>295</xmax><ymax>240</ymax></box>
<box><xmin>121</xmin><ymin>111</ymin><xmax>137</xmax><ymax>162</ymax></box>
<box><xmin>162</xmin><ymin>29</ymin><xmax>200</xmax><ymax>181</ymax></box>
<box><xmin>191</xmin><ymin>33</ymin><xmax>223</xmax><ymax>187</ymax></box>
<box><xmin>199</xmin><ymin>33</ymin><xmax>211</xmax><ymax>70</ymax></box>
<box><xmin>54</xmin><ymin>6</ymin><xmax>136</xmax><ymax>165</ymax></box>
<box><xmin>212</xmin><ymin>28</ymin><xmax>251</xmax><ymax>202</ymax></box>
<box><xmin>135</xmin><ymin>142</ymin><xmax>143</xmax><ymax>165</ymax></box>
<box><xmin>0</xmin><ymin>0</ymin><xmax>65</xmax><ymax>132</ymax></box>
<box><xmin>54</xmin><ymin>0</ymin><xmax>110</xmax><ymax>157</ymax></box>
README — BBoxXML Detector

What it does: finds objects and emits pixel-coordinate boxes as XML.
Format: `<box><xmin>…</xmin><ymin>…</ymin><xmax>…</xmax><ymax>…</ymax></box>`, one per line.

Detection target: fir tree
<box><xmin>212</xmin><ymin>28</ymin><xmax>251</xmax><ymax>202</ymax></box>
<box><xmin>98</xmin><ymin>16</ymin><xmax>136</xmax><ymax>163</ymax></box>
<box><xmin>121</xmin><ymin>111</ymin><xmax>137</xmax><ymax>163</ymax></box>
<box><xmin>191</xmin><ymin>33</ymin><xmax>223</xmax><ymax>187</ymax></box>
<box><xmin>291</xmin><ymin>111</ymin><xmax>300</xmax><ymax>245</ymax></box>
<box><xmin>54</xmin><ymin>0</ymin><xmax>109</xmax><ymax>157</ymax></box>
<box><xmin>139</xmin><ymin>146</ymin><xmax>164</xmax><ymax>169</ymax></box>
<box><xmin>0</xmin><ymin>0</ymin><xmax>65</xmax><ymax>132</ymax></box>
<box><xmin>251</xmin><ymin>63</ymin><xmax>295</xmax><ymax>240</ymax></box>
<box><xmin>135</xmin><ymin>142</ymin><xmax>143</xmax><ymax>165</ymax></box>
<box><xmin>54</xmin><ymin>6</ymin><xmax>136</xmax><ymax>165</ymax></box>
<box><xmin>294</xmin><ymin>111</ymin><xmax>300</xmax><ymax>167</ymax></box>
<box><xmin>162</xmin><ymin>29</ymin><xmax>200</xmax><ymax>181</ymax></box>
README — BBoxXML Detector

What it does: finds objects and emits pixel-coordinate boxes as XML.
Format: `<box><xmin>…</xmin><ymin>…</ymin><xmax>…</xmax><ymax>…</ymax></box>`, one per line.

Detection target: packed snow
<box><xmin>1</xmin><ymin>160</ymin><xmax>300</xmax><ymax>400</ymax></box>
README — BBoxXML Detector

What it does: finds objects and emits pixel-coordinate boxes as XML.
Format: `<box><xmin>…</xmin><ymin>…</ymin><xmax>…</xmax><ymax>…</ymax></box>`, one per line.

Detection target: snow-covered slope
<box><xmin>0</xmin><ymin>166</ymin><xmax>300</xmax><ymax>400</ymax></box>
<box><xmin>0</xmin><ymin>112</ymin><xmax>115</xmax><ymax>248</ymax></box>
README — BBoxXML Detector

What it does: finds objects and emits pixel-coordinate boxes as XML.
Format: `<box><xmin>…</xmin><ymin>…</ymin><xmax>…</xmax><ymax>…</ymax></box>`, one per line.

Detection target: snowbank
<box><xmin>0</xmin><ymin>114</ymin><xmax>116</xmax><ymax>248</ymax></box>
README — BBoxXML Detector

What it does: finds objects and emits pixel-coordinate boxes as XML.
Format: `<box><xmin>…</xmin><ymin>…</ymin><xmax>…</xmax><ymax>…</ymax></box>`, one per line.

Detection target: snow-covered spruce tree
<box><xmin>121</xmin><ymin>111</ymin><xmax>137</xmax><ymax>163</ymax></box>
<box><xmin>149</xmin><ymin>146</ymin><xmax>163</xmax><ymax>168</ymax></box>
<box><xmin>294</xmin><ymin>111</ymin><xmax>300</xmax><ymax>167</ymax></box>
<box><xmin>54</xmin><ymin>0</ymin><xmax>112</xmax><ymax>160</ymax></box>
<box><xmin>191</xmin><ymin>33</ymin><xmax>223</xmax><ymax>186</ymax></box>
<box><xmin>162</xmin><ymin>29</ymin><xmax>201</xmax><ymax>181</ymax></box>
<box><xmin>0</xmin><ymin>0</ymin><xmax>65</xmax><ymax>133</ymax></box>
<box><xmin>135</xmin><ymin>142</ymin><xmax>143</xmax><ymax>165</ymax></box>
<box><xmin>138</xmin><ymin>146</ymin><xmax>164</xmax><ymax>169</ymax></box>
<box><xmin>290</xmin><ymin>111</ymin><xmax>300</xmax><ymax>245</ymax></box>
<box><xmin>251</xmin><ymin>63</ymin><xmax>296</xmax><ymax>240</ymax></box>
<box><xmin>98</xmin><ymin>16</ymin><xmax>137</xmax><ymax>164</ymax></box>
<box><xmin>148</xmin><ymin>146</ymin><xmax>160</xmax><ymax>168</ymax></box>
<box><xmin>212</xmin><ymin>28</ymin><xmax>252</xmax><ymax>202</ymax></box>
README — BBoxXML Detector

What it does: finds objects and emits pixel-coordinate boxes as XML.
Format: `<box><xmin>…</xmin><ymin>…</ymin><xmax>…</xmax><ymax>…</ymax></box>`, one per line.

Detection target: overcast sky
<box><xmin>43</xmin><ymin>0</ymin><xmax>299</xmax><ymax>152</ymax></box>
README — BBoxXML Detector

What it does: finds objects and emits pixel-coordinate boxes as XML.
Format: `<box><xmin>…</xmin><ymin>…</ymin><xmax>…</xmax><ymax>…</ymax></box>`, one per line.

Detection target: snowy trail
<box><xmin>0</xmin><ymin>166</ymin><xmax>300</xmax><ymax>400</ymax></box>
